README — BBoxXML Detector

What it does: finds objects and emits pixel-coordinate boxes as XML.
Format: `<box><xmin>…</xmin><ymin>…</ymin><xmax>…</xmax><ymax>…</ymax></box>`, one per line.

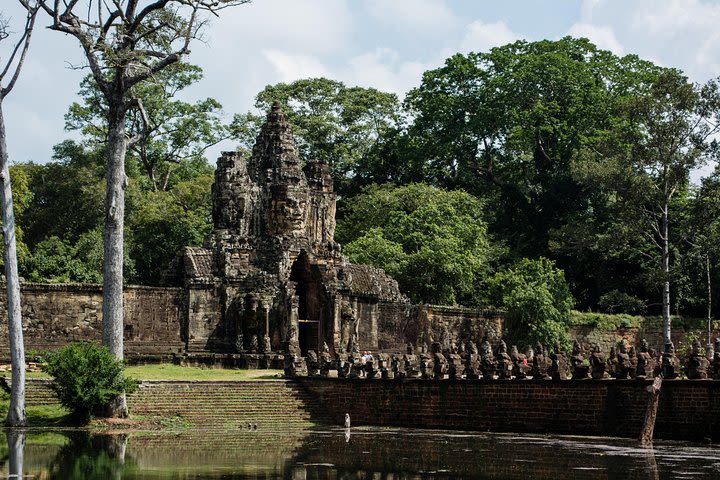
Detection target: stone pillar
<box><xmin>332</xmin><ymin>296</ymin><xmax>342</xmax><ymax>352</ymax></box>
<box><xmin>288</xmin><ymin>295</ymin><xmax>300</xmax><ymax>354</ymax></box>
<box><xmin>262</xmin><ymin>301</ymin><xmax>270</xmax><ymax>337</ymax></box>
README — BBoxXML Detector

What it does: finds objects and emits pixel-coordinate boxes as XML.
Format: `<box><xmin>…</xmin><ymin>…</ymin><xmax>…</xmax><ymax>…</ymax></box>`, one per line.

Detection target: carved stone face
<box><xmin>268</xmin><ymin>183</ymin><xmax>308</xmax><ymax>235</ymax></box>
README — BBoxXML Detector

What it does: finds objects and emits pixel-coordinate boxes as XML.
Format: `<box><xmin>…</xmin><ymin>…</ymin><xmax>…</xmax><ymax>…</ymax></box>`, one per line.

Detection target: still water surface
<box><xmin>1</xmin><ymin>427</ymin><xmax>720</xmax><ymax>479</ymax></box>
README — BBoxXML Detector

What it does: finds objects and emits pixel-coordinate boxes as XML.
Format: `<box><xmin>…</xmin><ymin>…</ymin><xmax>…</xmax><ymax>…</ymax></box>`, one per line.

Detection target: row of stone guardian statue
<box><xmin>288</xmin><ymin>336</ymin><xmax>720</xmax><ymax>380</ymax></box>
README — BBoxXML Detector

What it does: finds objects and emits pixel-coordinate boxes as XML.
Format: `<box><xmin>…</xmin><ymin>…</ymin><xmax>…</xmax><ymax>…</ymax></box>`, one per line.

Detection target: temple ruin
<box><xmin>0</xmin><ymin>104</ymin><xmax>502</xmax><ymax>362</ymax></box>
<box><xmin>165</xmin><ymin>103</ymin><xmax>416</xmax><ymax>357</ymax></box>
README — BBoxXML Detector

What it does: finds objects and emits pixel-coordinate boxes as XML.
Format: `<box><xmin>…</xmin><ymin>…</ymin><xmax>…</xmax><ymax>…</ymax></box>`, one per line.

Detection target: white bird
<box><xmin>344</xmin><ymin>413</ymin><xmax>351</xmax><ymax>429</ymax></box>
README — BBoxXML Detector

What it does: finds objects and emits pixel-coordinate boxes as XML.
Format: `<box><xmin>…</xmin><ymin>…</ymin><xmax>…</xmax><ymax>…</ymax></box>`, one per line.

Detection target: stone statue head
<box><xmin>692</xmin><ymin>339</ymin><xmax>702</xmax><ymax>355</ymax></box>
<box><xmin>341</xmin><ymin>302</ymin><xmax>356</xmax><ymax>322</ymax></box>
<box><xmin>498</xmin><ymin>340</ymin><xmax>508</xmax><ymax>355</ymax></box>
<box><xmin>618</xmin><ymin>340</ymin><xmax>627</xmax><ymax>354</ymax></box>
<box><xmin>572</xmin><ymin>340</ymin><xmax>581</xmax><ymax>356</ymax></box>
<box><xmin>511</xmin><ymin>345</ymin><xmax>519</xmax><ymax>356</ymax></box>
<box><xmin>640</xmin><ymin>338</ymin><xmax>649</xmax><ymax>353</ymax></box>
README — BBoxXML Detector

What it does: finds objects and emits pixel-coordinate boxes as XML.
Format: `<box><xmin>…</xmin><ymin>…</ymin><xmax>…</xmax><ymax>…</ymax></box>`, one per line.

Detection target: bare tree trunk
<box><xmin>102</xmin><ymin>102</ymin><xmax>128</xmax><ymax>417</ymax></box>
<box><xmin>0</xmin><ymin>101</ymin><xmax>26</xmax><ymax>427</ymax></box>
<box><xmin>639</xmin><ymin>376</ymin><xmax>663</xmax><ymax>447</ymax></box>
<box><xmin>662</xmin><ymin>202</ymin><xmax>671</xmax><ymax>345</ymax></box>
<box><xmin>707</xmin><ymin>254</ymin><xmax>712</xmax><ymax>350</ymax></box>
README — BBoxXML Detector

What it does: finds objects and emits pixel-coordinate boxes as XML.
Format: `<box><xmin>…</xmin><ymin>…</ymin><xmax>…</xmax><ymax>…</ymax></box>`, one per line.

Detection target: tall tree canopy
<box><xmin>231</xmin><ymin>77</ymin><xmax>402</xmax><ymax>195</ymax></box>
<box><xmin>65</xmin><ymin>63</ymin><xmax>226</xmax><ymax>191</ymax></box>
<box><xmin>339</xmin><ymin>183</ymin><xmax>497</xmax><ymax>306</ymax></box>
<box><xmin>403</xmin><ymin>37</ymin><xmax>661</xmax><ymax>257</ymax></box>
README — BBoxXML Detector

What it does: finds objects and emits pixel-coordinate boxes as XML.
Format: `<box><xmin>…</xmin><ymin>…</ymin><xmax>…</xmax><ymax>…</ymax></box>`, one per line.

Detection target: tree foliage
<box><xmin>66</xmin><ymin>64</ymin><xmax>226</xmax><ymax>191</ymax></box>
<box><xmin>231</xmin><ymin>77</ymin><xmax>402</xmax><ymax>195</ymax></box>
<box><xmin>340</xmin><ymin>183</ymin><xmax>496</xmax><ymax>305</ymax></box>
<box><xmin>486</xmin><ymin>258</ymin><xmax>573</xmax><ymax>349</ymax></box>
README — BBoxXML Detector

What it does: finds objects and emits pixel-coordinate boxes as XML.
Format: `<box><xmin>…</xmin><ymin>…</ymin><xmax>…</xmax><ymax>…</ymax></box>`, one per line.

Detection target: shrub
<box><xmin>598</xmin><ymin>290</ymin><xmax>646</xmax><ymax>314</ymax></box>
<box><xmin>41</xmin><ymin>342</ymin><xmax>137</xmax><ymax>420</ymax></box>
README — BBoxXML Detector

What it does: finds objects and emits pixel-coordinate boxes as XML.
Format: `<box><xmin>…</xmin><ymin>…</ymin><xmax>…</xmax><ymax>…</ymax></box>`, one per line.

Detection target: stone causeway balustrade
<box><xmin>286</xmin><ymin>336</ymin><xmax>720</xmax><ymax>381</ymax></box>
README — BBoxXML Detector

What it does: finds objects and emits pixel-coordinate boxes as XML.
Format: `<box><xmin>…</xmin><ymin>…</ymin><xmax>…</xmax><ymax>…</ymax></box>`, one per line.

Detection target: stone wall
<box><xmin>0</xmin><ymin>283</ymin><xmax>184</xmax><ymax>360</ymax></box>
<box><xmin>571</xmin><ymin>325</ymin><xmax>720</xmax><ymax>357</ymax></box>
<box><xmin>298</xmin><ymin>377</ymin><xmax>720</xmax><ymax>441</ymax></box>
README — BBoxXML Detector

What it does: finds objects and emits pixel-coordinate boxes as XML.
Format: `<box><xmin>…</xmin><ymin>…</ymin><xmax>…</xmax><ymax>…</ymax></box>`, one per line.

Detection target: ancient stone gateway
<box><xmin>165</xmin><ymin>103</ymin><xmax>407</xmax><ymax>356</ymax></box>
<box><xmin>0</xmin><ymin>104</ymin><xmax>502</xmax><ymax>362</ymax></box>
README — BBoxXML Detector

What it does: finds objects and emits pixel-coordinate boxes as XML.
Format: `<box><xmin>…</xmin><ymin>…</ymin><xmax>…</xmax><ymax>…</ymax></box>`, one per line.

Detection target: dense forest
<box><xmin>8</xmin><ymin>37</ymin><xmax>720</xmax><ymax>333</ymax></box>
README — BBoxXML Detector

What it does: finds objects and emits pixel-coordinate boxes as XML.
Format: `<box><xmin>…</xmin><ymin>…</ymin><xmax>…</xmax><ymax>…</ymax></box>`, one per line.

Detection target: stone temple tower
<box><xmin>167</xmin><ymin>103</ymin><xmax>404</xmax><ymax>357</ymax></box>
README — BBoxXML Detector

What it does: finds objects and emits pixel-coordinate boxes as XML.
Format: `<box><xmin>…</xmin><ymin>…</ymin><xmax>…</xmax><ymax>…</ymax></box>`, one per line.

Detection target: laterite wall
<box><xmin>298</xmin><ymin>377</ymin><xmax>720</xmax><ymax>441</ymax></box>
<box><xmin>0</xmin><ymin>283</ymin><xmax>185</xmax><ymax>359</ymax></box>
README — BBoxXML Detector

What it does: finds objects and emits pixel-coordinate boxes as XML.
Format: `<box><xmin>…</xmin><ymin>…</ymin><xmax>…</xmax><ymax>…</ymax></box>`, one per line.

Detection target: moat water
<box><xmin>2</xmin><ymin>427</ymin><xmax>720</xmax><ymax>479</ymax></box>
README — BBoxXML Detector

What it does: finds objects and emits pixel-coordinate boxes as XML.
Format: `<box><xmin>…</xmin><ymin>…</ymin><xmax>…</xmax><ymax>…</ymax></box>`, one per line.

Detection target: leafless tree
<box><xmin>0</xmin><ymin>2</ymin><xmax>38</xmax><ymax>427</ymax></box>
<box><xmin>30</xmin><ymin>0</ymin><xmax>249</xmax><ymax>417</ymax></box>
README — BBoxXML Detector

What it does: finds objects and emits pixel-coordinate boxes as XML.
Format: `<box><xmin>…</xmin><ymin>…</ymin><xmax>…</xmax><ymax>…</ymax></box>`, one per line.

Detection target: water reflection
<box><xmin>6</xmin><ymin>429</ymin><xmax>25</xmax><ymax>479</ymax></box>
<box><xmin>0</xmin><ymin>427</ymin><xmax>719</xmax><ymax>479</ymax></box>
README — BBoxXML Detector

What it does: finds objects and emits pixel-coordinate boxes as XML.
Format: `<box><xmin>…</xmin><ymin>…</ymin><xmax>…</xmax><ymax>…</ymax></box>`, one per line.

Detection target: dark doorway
<box><xmin>290</xmin><ymin>252</ymin><xmax>326</xmax><ymax>355</ymax></box>
<box><xmin>298</xmin><ymin>320</ymin><xmax>319</xmax><ymax>356</ymax></box>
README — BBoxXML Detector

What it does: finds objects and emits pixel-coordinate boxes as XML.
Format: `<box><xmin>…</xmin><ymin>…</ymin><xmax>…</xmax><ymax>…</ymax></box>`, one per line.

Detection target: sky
<box><xmin>3</xmin><ymin>0</ymin><xmax>720</xmax><ymax>179</ymax></box>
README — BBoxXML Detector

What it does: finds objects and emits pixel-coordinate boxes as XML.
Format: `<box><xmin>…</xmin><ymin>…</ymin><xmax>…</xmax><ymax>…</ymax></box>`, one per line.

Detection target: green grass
<box><xmin>124</xmin><ymin>364</ymin><xmax>283</xmax><ymax>381</ymax></box>
<box><xmin>0</xmin><ymin>393</ymin><xmax>72</xmax><ymax>427</ymax></box>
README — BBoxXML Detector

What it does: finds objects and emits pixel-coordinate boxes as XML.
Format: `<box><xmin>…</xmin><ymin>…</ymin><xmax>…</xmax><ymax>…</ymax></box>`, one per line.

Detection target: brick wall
<box><xmin>298</xmin><ymin>377</ymin><xmax>720</xmax><ymax>441</ymax></box>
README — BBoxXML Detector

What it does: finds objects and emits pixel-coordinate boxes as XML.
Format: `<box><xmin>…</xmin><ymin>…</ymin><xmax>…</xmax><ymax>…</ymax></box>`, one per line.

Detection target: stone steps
<box><xmin>24</xmin><ymin>379</ymin><xmax>332</xmax><ymax>429</ymax></box>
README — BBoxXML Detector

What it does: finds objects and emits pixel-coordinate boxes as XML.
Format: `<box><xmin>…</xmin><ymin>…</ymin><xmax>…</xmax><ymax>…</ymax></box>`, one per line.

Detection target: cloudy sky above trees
<box><xmin>3</xmin><ymin>0</ymin><xmax>720</xmax><ymax>177</ymax></box>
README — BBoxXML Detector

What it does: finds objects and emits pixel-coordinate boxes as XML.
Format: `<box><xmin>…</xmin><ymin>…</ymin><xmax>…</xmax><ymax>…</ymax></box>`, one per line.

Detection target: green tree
<box><xmin>685</xmin><ymin>165</ymin><xmax>720</xmax><ymax>341</ymax></box>
<box><xmin>34</xmin><ymin>0</ymin><xmax>248</xmax><ymax>418</ymax></box>
<box><xmin>19</xmin><ymin>142</ymin><xmax>105</xmax><ymax>248</ymax></box>
<box><xmin>486</xmin><ymin>258</ymin><xmax>573</xmax><ymax>349</ymax></box>
<box><xmin>340</xmin><ymin>183</ymin><xmax>496</xmax><ymax>305</ymax></box>
<box><xmin>231</xmin><ymin>77</ymin><xmax>402</xmax><ymax>195</ymax></box>
<box><xmin>65</xmin><ymin>64</ymin><xmax>226</xmax><ymax>191</ymax></box>
<box><xmin>126</xmin><ymin>176</ymin><xmax>212</xmax><ymax>284</ymax></box>
<box><xmin>580</xmin><ymin>70</ymin><xmax>720</xmax><ymax>345</ymax></box>
<box><xmin>403</xmin><ymin>38</ymin><xmax>670</xmax><ymax>311</ymax></box>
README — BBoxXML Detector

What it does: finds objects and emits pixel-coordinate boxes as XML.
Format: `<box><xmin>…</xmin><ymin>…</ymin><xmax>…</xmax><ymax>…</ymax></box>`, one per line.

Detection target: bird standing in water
<box><xmin>344</xmin><ymin>413</ymin><xmax>351</xmax><ymax>428</ymax></box>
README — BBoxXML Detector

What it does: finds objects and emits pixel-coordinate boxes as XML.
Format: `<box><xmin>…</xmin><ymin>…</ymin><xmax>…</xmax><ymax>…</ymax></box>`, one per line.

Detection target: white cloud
<box><xmin>258</xmin><ymin>47</ymin><xmax>430</xmax><ymax>99</ymax></box>
<box><xmin>459</xmin><ymin>20</ymin><xmax>520</xmax><ymax>54</ymax></box>
<box><xmin>343</xmin><ymin>48</ymin><xmax>429</xmax><ymax>97</ymax></box>
<box><xmin>263</xmin><ymin>50</ymin><xmax>330</xmax><ymax>82</ymax></box>
<box><xmin>584</xmin><ymin>0</ymin><xmax>720</xmax><ymax>81</ymax></box>
<box><xmin>567</xmin><ymin>23</ymin><xmax>624</xmax><ymax>55</ymax></box>
<box><xmin>635</xmin><ymin>0</ymin><xmax>720</xmax><ymax>34</ymax></box>
<box><xmin>206</xmin><ymin>0</ymin><xmax>353</xmax><ymax>56</ymax></box>
<box><xmin>366</xmin><ymin>0</ymin><xmax>458</xmax><ymax>32</ymax></box>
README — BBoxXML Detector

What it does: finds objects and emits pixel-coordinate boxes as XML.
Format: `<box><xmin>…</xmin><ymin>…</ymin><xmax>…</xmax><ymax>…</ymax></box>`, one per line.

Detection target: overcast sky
<box><xmin>3</xmin><ymin>0</ymin><xmax>720</xmax><ymax>179</ymax></box>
